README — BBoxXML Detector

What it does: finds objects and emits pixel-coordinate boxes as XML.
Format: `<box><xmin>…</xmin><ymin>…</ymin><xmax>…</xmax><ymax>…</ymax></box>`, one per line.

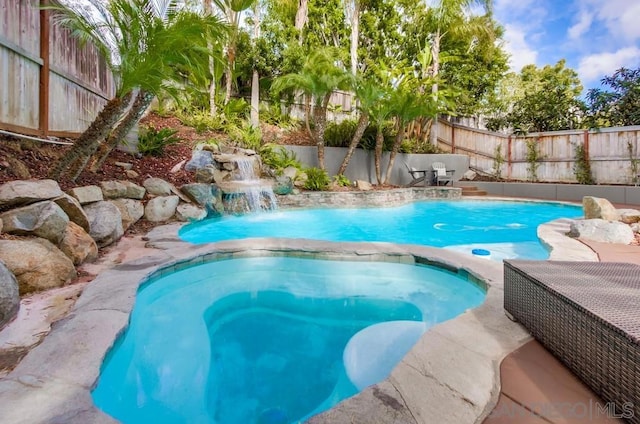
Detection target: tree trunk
<box><xmin>374</xmin><ymin>127</ymin><xmax>383</xmax><ymax>184</ymax></box>
<box><xmin>90</xmin><ymin>90</ymin><xmax>155</xmax><ymax>172</ymax></box>
<box><xmin>250</xmin><ymin>4</ymin><xmax>260</xmax><ymax>127</ymax></box>
<box><xmin>203</xmin><ymin>0</ymin><xmax>217</xmax><ymax>116</ymax></box>
<box><xmin>295</xmin><ymin>0</ymin><xmax>308</xmax><ymax>45</ymax></box>
<box><xmin>338</xmin><ymin>111</ymin><xmax>368</xmax><ymax>175</ymax></box>
<box><xmin>383</xmin><ymin>123</ymin><xmax>406</xmax><ymax>184</ymax></box>
<box><xmin>349</xmin><ymin>0</ymin><xmax>360</xmax><ymax>76</ymax></box>
<box><xmin>429</xmin><ymin>32</ymin><xmax>440</xmax><ymax>146</ymax></box>
<box><xmin>224</xmin><ymin>58</ymin><xmax>233</xmax><ymax>105</ymax></box>
<box><xmin>313</xmin><ymin>93</ymin><xmax>332</xmax><ymax>170</ymax></box>
<box><xmin>48</xmin><ymin>92</ymin><xmax>133</xmax><ymax>180</ymax></box>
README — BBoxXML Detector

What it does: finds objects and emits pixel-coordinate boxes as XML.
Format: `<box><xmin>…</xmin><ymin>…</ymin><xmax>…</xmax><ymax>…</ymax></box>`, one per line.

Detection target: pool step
<box><xmin>460</xmin><ymin>186</ymin><xmax>488</xmax><ymax>196</ymax></box>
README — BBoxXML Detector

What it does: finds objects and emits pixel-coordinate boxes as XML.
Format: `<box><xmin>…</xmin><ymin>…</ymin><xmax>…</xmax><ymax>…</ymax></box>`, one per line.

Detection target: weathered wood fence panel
<box><xmin>438</xmin><ymin>120</ymin><xmax>640</xmax><ymax>185</ymax></box>
<box><xmin>0</xmin><ymin>0</ymin><xmax>114</xmax><ymax>137</ymax></box>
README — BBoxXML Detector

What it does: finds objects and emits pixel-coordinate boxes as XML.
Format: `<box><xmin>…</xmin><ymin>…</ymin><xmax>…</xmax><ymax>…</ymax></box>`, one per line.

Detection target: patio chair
<box><xmin>403</xmin><ymin>162</ymin><xmax>430</xmax><ymax>187</ymax></box>
<box><xmin>432</xmin><ymin>162</ymin><xmax>454</xmax><ymax>186</ymax></box>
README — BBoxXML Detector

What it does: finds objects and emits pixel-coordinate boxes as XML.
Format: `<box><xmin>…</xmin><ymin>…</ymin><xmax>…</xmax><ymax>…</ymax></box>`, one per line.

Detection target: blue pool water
<box><xmin>179</xmin><ymin>200</ymin><xmax>582</xmax><ymax>260</ymax></box>
<box><xmin>92</xmin><ymin>257</ymin><xmax>485</xmax><ymax>424</ymax></box>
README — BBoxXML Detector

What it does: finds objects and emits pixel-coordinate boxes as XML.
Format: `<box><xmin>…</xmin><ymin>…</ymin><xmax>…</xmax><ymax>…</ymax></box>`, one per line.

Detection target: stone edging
<box><xmin>277</xmin><ymin>186</ymin><xmax>461</xmax><ymax>208</ymax></box>
<box><xmin>0</xmin><ymin>225</ymin><xmax>530</xmax><ymax>424</ymax></box>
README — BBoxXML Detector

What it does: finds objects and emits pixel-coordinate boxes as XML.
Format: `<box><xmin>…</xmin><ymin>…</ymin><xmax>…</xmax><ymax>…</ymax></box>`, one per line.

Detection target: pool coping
<box><xmin>0</xmin><ymin>201</ymin><xmax>592</xmax><ymax>424</ymax></box>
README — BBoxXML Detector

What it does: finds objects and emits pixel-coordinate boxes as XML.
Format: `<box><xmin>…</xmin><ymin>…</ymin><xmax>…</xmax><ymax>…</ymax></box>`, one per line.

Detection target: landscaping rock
<box><xmin>181</xmin><ymin>183</ymin><xmax>224</xmax><ymax>214</ymax></box>
<box><xmin>83</xmin><ymin>201</ymin><xmax>124</xmax><ymax>247</ymax></box>
<box><xmin>195</xmin><ymin>166</ymin><xmax>216</xmax><ymax>183</ymax></box>
<box><xmin>463</xmin><ymin>170</ymin><xmax>477</xmax><ymax>180</ymax></box>
<box><xmin>0</xmin><ymin>238</ymin><xmax>76</xmax><ymax>294</ymax></box>
<box><xmin>53</xmin><ymin>193</ymin><xmax>90</xmax><ymax>233</ymax></box>
<box><xmin>100</xmin><ymin>180</ymin><xmax>145</xmax><ymax>200</ymax></box>
<box><xmin>0</xmin><ymin>260</ymin><xmax>19</xmax><ymax>330</ymax></box>
<box><xmin>144</xmin><ymin>195</ymin><xmax>180</xmax><ymax>222</ymax></box>
<box><xmin>568</xmin><ymin>219</ymin><xmax>635</xmax><ymax>244</ymax></box>
<box><xmin>125</xmin><ymin>170</ymin><xmax>139</xmax><ymax>179</ymax></box>
<box><xmin>143</xmin><ymin>177</ymin><xmax>173</xmax><ymax>196</ymax></box>
<box><xmin>109</xmin><ymin>199</ymin><xmax>144</xmax><ymax>231</ymax></box>
<box><xmin>176</xmin><ymin>203</ymin><xmax>208</xmax><ymax>222</ymax></box>
<box><xmin>185</xmin><ymin>150</ymin><xmax>214</xmax><ymax>171</ymax></box>
<box><xmin>294</xmin><ymin>172</ymin><xmax>308</xmax><ymax>188</ymax></box>
<box><xmin>273</xmin><ymin>175</ymin><xmax>293</xmax><ymax>195</ymax></box>
<box><xmin>632</xmin><ymin>223</ymin><xmax>640</xmax><ymax>234</ymax></box>
<box><xmin>282</xmin><ymin>166</ymin><xmax>298</xmax><ymax>181</ymax></box>
<box><xmin>59</xmin><ymin>222</ymin><xmax>98</xmax><ymax>265</ymax></box>
<box><xmin>114</xmin><ymin>161</ymin><xmax>133</xmax><ymax>170</ymax></box>
<box><xmin>583</xmin><ymin>196</ymin><xmax>619</xmax><ymax>221</ymax></box>
<box><xmin>619</xmin><ymin>209</ymin><xmax>640</xmax><ymax>224</ymax></box>
<box><xmin>69</xmin><ymin>185</ymin><xmax>103</xmax><ymax>204</ymax></box>
<box><xmin>0</xmin><ymin>201</ymin><xmax>69</xmax><ymax>244</ymax></box>
<box><xmin>356</xmin><ymin>180</ymin><xmax>373</xmax><ymax>191</ymax></box>
<box><xmin>213</xmin><ymin>168</ymin><xmax>231</xmax><ymax>183</ymax></box>
<box><xmin>0</xmin><ymin>179</ymin><xmax>63</xmax><ymax>208</ymax></box>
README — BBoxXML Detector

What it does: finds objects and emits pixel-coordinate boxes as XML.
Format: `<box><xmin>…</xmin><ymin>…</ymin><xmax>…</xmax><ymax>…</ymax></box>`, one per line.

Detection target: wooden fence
<box><xmin>437</xmin><ymin>120</ymin><xmax>640</xmax><ymax>185</ymax></box>
<box><xmin>0</xmin><ymin>0</ymin><xmax>114</xmax><ymax>138</ymax></box>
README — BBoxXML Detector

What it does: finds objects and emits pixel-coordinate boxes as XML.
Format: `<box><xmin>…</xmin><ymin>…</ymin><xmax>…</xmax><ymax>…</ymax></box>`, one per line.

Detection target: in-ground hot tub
<box><xmin>92</xmin><ymin>256</ymin><xmax>486</xmax><ymax>423</ymax></box>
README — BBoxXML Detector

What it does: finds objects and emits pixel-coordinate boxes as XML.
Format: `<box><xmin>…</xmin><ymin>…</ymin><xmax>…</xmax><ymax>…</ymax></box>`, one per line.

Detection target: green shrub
<box><xmin>176</xmin><ymin>109</ymin><xmax>225</xmax><ymax>134</ymax></box>
<box><xmin>324</xmin><ymin>120</ymin><xmax>357</xmax><ymax>147</ymax></box>
<box><xmin>260</xmin><ymin>144</ymin><xmax>302</xmax><ymax>174</ymax></box>
<box><xmin>228</xmin><ymin>121</ymin><xmax>262</xmax><ymax>150</ymax></box>
<box><xmin>333</xmin><ymin>174</ymin><xmax>351</xmax><ymax>187</ymax></box>
<box><xmin>260</xmin><ymin>103</ymin><xmax>301</xmax><ymax>130</ymax></box>
<box><xmin>359</xmin><ymin>125</ymin><xmax>396</xmax><ymax>151</ymax></box>
<box><xmin>304</xmin><ymin>167</ymin><xmax>330</xmax><ymax>191</ymax></box>
<box><xmin>573</xmin><ymin>142</ymin><xmax>594</xmax><ymax>184</ymax></box>
<box><xmin>137</xmin><ymin>126</ymin><xmax>180</xmax><ymax>156</ymax></box>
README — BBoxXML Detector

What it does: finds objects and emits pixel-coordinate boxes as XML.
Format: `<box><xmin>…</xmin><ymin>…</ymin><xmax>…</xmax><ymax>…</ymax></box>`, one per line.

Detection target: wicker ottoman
<box><xmin>504</xmin><ymin>260</ymin><xmax>640</xmax><ymax>423</ymax></box>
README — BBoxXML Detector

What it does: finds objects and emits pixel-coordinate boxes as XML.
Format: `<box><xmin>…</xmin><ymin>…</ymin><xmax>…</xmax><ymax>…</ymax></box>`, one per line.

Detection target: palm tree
<box><xmin>272</xmin><ymin>48</ymin><xmax>352</xmax><ymax>170</ymax></box>
<box><xmin>337</xmin><ymin>78</ymin><xmax>383</xmax><ymax>176</ymax></box>
<box><xmin>383</xmin><ymin>87</ymin><xmax>437</xmax><ymax>184</ymax></box>
<box><xmin>425</xmin><ymin>0</ymin><xmax>493</xmax><ymax>145</ymax></box>
<box><xmin>48</xmin><ymin>0</ymin><xmax>227</xmax><ymax>181</ymax></box>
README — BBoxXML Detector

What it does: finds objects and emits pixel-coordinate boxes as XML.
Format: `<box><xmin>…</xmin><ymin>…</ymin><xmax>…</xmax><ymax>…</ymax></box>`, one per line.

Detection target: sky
<box><xmin>492</xmin><ymin>0</ymin><xmax>640</xmax><ymax>91</ymax></box>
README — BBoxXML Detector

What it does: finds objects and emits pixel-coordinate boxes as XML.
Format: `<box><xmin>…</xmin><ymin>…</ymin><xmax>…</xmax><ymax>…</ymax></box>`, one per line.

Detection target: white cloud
<box><xmin>577</xmin><ymin>46</ymin><xmax>640</xmax><ymax>83</ymax></box>
<box><xmin>582</xmin><ymin>0</ymin><xmax>640</xmax><ymax>42</ymax></box>
<box><xmin>502</xmin><ymin>24</ymin><xmax>538</xmax><ymax>72</ymax></box>
<box><xmin>568</xmin><ymin>10</ymin><xmax>593</xmax><ymax>40</ymax></box>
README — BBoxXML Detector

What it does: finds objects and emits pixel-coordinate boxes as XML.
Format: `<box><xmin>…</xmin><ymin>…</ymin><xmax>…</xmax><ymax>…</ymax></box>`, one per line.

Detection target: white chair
<box><xmin>403</xmin><ymin>162</ymin><xmax>429</xmax><ymax>187</ymax></box>
<box><xmin>432</xmin><ymin>162</ymin><xmax>454</xmax><ymax>186</ymax></box>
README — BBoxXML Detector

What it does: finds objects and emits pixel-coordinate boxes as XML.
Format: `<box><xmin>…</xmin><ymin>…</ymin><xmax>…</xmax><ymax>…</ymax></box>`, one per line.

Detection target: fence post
<box><xmin>507</xmin><ymin>135</ymin><xmax>512</xmax><ymax>179</ymax></box>
<box><xmin>451</xmin><ymin>123</ymin><xmax>455</xmax><ymax>153</ymax></box>
<box><xmin>39</xmin><ymin>1</ymin><xmax>50</xmax><ymax>137</ymax></box>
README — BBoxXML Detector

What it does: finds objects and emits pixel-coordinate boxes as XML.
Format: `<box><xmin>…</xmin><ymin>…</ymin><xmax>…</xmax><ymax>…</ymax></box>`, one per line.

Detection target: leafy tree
<box><xmin>272</xmin><ymin>48</ymin><xmax>353</xmax><ymax>170</ymax></box>
<box><xmin>487</xmin><ymin>60</ymin><xmax>585</xmax><ymax>133</ymax></box>
<box><xmin>586</xmin><ymin>67</ymin><xmax>640</xmax><ymax>127</ymax></box>
<box><xmin>48</xmin><ymin>0</ymin><xmax>226</xmax><ymax>181</ymax></box>
<box><xmin>337</xmin><ymin>78</ymin><xmax>385</xmax><ymax>175</ymax></box>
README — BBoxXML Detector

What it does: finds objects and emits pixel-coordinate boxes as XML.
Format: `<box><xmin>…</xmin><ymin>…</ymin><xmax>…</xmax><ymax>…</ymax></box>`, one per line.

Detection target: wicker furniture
<box><xmin>504</xmin><ymin>260</ymin><xmax>640</xmax><ymax>423</ymax></box>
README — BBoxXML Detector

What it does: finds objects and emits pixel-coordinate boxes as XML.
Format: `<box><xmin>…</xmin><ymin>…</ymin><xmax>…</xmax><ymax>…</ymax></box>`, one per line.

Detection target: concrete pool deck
<box><xmin>0</xmin><ymin>207</ymin><xmax>621</xmax><ymax>423</ymax></box>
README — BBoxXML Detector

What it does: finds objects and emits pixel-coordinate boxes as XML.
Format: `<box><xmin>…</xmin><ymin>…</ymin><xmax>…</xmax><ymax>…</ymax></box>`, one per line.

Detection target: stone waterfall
<box><xmin>219</xmin><ymin>156</ymin><xmax>277</xmax><ymax>214</ymax></box>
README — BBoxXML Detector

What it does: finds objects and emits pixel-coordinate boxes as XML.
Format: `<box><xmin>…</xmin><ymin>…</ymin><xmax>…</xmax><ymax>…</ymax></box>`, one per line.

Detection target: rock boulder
<box><xmin>569</xmin><ymin>219</ymin><xmax>635</xmax><ymax>244</ymax></box>
<box><xmin>273</xmin><ymin>175</ymin><xmax>293</xmax><ymax>195</ymax></box>
<box><xmin>619</xmin><ymin>209</ymin><xmax>640</xmax><ymax>224</ymax></box>
<box><xmin>0</xmin><ymin>238</ymin><xmax>76</xmax><ymax>294</ymax></box>
<box><xmin>69</xmin><ymin>185</ymin><xmax>104</xmax><ymax>205</ymax></box>
<box><xmin>0</xmin><ymin>179</ymin><xmax>63</xmax><ymax>208</ymax></box>
<box><xmin>176</xmin><ymin>203</ymin><xmax>208</xmax><ymax>222</ymax></box>
<box><xmin>583</xmin><ymin>196</ymin><xmax>619</xmax><ymax>221</ymax></box>
<box><xmin>83</xmin><ymin>201</ymin><xmax>124</xmax><ymax>247</ymax></box>
<box><xmin>0</xmin><ymin>201</ymin><xmax>69</xmax><ymax>244</ymax></box>
<box><xmin>144</xmin><ymin>196</ymin><xmax>179</xmax><ymax>222</ymax></box>
<box><xmin>0</xmin><ymin>260</ymin><xmax>19</xmax><ymax>330</ymax></box>
<box><xmin>109</xmin><ymin>198</ymin><xmax>144</xmax><ymax>231</ymax></box>
<box><xmin>53</xmin><ymin>193</ymin><xmax>90</xmax><ymax>233</ymax></box>
<box><xmin>181</xmin><ymin>183</ymin><xmax>224</xmax><ymax>215</ymax></box>
<box><xmin>143</xmin><ymin>177</ymin><xmax>173</xmax><ymax>196</ymax></box>
<box><xmin>59</xmin><ymin>222</ymin><xmax>98</xmax><ymax>265</ymax></box>
<box><xmin>100</xmin><ymin>181</ymin><xmax>145</xmax><ymax>200</ymax></box>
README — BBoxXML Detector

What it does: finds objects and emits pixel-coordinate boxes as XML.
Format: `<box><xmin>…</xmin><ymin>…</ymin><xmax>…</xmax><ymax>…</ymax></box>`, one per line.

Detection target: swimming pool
<box><xmin>92</xmin><ymin>257</ymin><xmax>486</xmax><ymax>424</ymax></box>
<box><xmin>179</xmin><ymin>200</ymin><xmax>582</xmax><ymax>260</ymax></box>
